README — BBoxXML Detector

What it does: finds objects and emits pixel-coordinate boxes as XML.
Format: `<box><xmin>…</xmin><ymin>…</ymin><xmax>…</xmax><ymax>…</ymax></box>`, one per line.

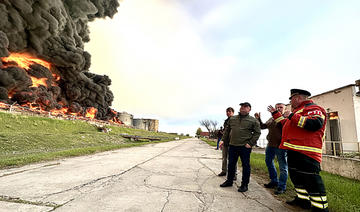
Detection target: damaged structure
<box><xmin>117</xmin><ymin>112</ymin><xmax>159</xmax><ymax>132</ymax></box>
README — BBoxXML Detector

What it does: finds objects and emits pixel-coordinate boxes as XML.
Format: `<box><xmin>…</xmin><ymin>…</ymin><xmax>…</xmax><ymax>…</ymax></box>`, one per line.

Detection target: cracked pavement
<box><xmin>0</xmin><ymin>138</ymin><xmax>292</xmax><ymax>211</ymax></box>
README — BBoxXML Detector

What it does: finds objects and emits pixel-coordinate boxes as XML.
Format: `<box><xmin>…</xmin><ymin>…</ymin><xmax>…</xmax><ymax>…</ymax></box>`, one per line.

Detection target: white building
<box><xmin>311</xmin><ymin>80</ymin><xmax>360</xmax><ymax>154</ymax></box>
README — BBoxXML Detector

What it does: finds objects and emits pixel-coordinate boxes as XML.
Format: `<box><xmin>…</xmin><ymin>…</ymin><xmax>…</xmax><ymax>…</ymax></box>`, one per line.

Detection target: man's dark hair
<box><xmin>226</xmin><ymin>107</ymin><xmax>234</xmax><ymax>112</ymax></box>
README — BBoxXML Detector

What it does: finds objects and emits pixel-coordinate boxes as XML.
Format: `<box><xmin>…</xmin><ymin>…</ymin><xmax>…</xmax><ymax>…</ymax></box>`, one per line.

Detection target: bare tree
<box><xmin>199</xmin><ymin>119</ymin><xmax>211</xmax><ymax>134</ymax></box>
<box><xmin>210</xmin><ymin>120</ymin><xmax>218</xmax><ymax>132</ymax></box>
<box><xmin>200</xmin><ymin>119</ymin><xmax>219</xmax><ymax>138</ymax></box>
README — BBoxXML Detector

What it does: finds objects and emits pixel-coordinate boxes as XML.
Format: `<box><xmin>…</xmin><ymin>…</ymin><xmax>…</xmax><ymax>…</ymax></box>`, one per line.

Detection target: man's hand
<box><xmin>254</xmin><ymin>112</ymin><xmax>260</xmax><ymax>119</ymax></box>
<box><xmin>267</xmin><ymin>105</ymin><xmax>276</xmax><ymax>113</ymax></box>
<box><xmin>219</xmin><ymin>141</ymin><xmax>224</xmax><ymax>150</ymax></box>
<box><xmin>245</xmin><ymin>143</ymin><xmax>251</xmax><ymax>148</ymax></box>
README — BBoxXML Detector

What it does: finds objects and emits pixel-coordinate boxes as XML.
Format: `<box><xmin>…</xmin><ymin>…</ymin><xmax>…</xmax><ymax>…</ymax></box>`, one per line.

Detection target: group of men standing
<box><xmin>216</xmin><ymin>89</ymin><xmax>329</xmax><ymax>212</ymax></box>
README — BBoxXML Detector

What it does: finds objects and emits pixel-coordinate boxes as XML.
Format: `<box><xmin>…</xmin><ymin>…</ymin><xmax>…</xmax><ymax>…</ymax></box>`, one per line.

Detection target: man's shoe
<box><xmin>218</xmin><ymin>172</ymin><xmax>226</xmax><ymax>176</ymax></box>
<box><xmin>220</xmin><ymin>181</ymin><xmax>233</xmax><ymax>187</ymax></box>
<box><xmin>238</xmin><ymin>185</ymin><xmax>248</xmax><ymax>192</ymax></box>
<box><xmin>264</xmin><ymin>181</ymin><xmax>278</xmax><ymax>188</ymax></box>
<box><xmin>286</xmin><ymin>197</ymin><xmax>311</xmax><ymax>209</ymax></box>
<box><xmin>274</xmin><ymin>188</ymin><xmax>285</xmax><ymax>195</ymax></box>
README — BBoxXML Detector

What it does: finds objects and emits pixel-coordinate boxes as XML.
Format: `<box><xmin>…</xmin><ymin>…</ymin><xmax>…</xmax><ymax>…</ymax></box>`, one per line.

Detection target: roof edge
<box><xmin>311</xmin><ymin>84</ymin><xmax>356</xmax><ymax>98</ymax></box>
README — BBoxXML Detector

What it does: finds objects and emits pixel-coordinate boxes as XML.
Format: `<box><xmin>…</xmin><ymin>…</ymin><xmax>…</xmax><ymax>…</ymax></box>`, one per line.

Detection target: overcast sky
<box><xmin>85</xmin><ymin>0</ymin><xmax>359</xmax><ymax>136</ymax></box>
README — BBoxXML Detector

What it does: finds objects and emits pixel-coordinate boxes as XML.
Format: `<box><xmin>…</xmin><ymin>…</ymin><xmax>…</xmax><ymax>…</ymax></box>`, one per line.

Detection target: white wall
<box><xmin>353</xmin><ymin>87</ymin><xmax>360</xmax><ymax>148</ymax></box>
<box><xmin>311</xmin><ymin>86</ymin><xmax>359</xmax><ymax>151</ymax></box>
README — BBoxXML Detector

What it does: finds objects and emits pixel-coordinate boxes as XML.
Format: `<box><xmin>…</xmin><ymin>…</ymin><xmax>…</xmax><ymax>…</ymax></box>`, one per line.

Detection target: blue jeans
<box><xmin>265</xmin><ymin>146</ymin><xmax>288</xmax><ymax>190</ymax></box>
<box><xmin>227</xmin><ymin>145</ymin><xmax>252</xmax><ymax>186</ymax></box>
<box><xmin>216</xmin><ymin>138</ymin><xmax>221</xmax><ymax>149</ymax></box>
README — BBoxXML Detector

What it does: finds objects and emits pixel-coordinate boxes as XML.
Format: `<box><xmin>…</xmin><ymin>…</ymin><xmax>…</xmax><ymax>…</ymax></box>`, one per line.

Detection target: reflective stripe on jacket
<box><xmin>272</xmin><ymin>100</ymin><xmax>327</xmax><ymax>162</ymax></box>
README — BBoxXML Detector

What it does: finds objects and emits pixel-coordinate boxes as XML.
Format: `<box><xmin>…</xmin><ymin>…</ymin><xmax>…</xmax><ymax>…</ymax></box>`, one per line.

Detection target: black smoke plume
<box><xmin>0</xmin><ymin>0</ymin><xmax>120</xmax><ymax>120</ymax></box>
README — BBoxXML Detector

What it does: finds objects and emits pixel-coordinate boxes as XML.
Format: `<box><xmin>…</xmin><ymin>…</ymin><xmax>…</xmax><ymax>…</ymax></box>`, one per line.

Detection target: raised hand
<box><xmin>254</xmin><ymin>112</ymin><xmax>260</xmax><ymax>119</ymax></box>
<box><xmin>267</xmin><ymin>105</ymin><xmax>276</xmax><ymax>113</ymax></box>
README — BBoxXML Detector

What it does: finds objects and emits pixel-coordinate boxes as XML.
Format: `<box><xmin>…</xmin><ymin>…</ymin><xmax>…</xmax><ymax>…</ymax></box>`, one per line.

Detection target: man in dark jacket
<box><xmin>218</xmin><ymin>107</ymin><xmax>236</xmax><ymax>177</ymax></box>
<box><xmin>216</xmin><ymin>126</ymin><xmax>224</xmax><ymax>150</ymax></box>
<box><xmin>255</xmin><ymin>103</ymin><xmax>288</xmax><ymax>195</ymax></box>
<box><xmin>220</xmin><ymin>102</ymin><xmax>261</xmax><ymax>192</ymax></box>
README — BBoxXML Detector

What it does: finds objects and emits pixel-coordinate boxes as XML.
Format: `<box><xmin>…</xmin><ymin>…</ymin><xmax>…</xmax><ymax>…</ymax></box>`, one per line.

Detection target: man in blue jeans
<box><xmin>220</xmin><ymin>102</ymin><xmax>261</xmax><ymax>192</ymax></box>
<box><xmin>255</xmin><ymin>103</ymin><xmax>288</xmax><ymax>195</ymax></box>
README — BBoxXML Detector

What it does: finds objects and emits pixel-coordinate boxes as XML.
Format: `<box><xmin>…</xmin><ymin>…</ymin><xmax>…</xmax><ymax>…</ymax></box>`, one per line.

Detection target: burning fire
<box><xmin>1</xmin><ymin>53</ymin><xmax>54</xmax><ymax>88</ymax></box>
<box><xmin>85</xmin><ymin>107</ymin><xmax>97</xmax><ymax>119</ymax></box>
<box><xmin>109</xmin><ymin>109</ymin><xmax>122</xmax><ymax>124</ymax></box>
<box><xmin>31</xmin><ymin>77</ymin><xmax>48</xmax><ymax>87</ymax></box>
<box><xmin>0</xmin><ymin>53</ymin><xmax>122</xmax><ymax>123</ymax></box>
<box><xmin>3</xmin><ymin>53</ymin><xmax>51</xmax><ymax>70</ymax></box>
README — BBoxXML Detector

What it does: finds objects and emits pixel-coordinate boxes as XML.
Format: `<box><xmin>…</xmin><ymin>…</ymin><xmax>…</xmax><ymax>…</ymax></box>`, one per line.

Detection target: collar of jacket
<box><xmin>238</xmin><ymin>113</ymin><xmax>249</xmax><ymax>118</ymax></box>
<box><xmin>294</xmin><ymin>99</ymin><xmax>314</xmax><ymax>110</ymax></box>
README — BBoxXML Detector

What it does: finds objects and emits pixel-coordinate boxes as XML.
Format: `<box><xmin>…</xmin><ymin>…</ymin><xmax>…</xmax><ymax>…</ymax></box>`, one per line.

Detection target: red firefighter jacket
<box><xmin>272</xmin><ymin>100</ymin><xmax>327</xmax><ymax>163</ymax></box>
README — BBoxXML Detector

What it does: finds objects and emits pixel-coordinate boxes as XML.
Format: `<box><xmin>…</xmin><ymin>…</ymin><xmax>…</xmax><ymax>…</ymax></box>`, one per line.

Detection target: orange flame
<box><xmin>2</xmin><ymin>53</ymin><xmax>55</xmax><ymax>88</ymax></box>
<box><xmin>52</xmin><ymin>73</ymin><xmax>61</xmax><ymax>81</ymax></box>
<box><xmin>50</xmin><ymin>108</ymin><xmax>67</xmax><ymax>115</ymax></box>
<box><xmin>85</xmin><ymin>107</ymin><xmax>97</xmax><ymax>119</ymax></box>
<box><xmin>2</xmin><ymin>53</ymin><xmax>51</xmax><ymax>70</ymax></box>
<box><xmin>31</xmin><ymin>77</ymin><xmax>48</xmax><ymax>87</ymax></box>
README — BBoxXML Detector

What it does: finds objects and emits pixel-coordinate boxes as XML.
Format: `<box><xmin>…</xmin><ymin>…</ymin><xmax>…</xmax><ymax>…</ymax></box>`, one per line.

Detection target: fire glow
<box><xmin>31</xmin><ymin>77</ymin><xmax>48</xmax><ymax>87</ymax></box>
<box><xmin>2</xmin><ymin>53</ymin><xmax>60</xmax><ymax>87</ymax></box>
<box><xmin>0</xmin><ymin>53</ymin><xmax>105</xmax><ymax>121</ymax></box>
<box><xmin>3</xmin><ymin>53</ymin><xmax>51</xmax><ymax>70</ymax></box>
<box><xmin>85</xmin><ymin>107</ymin><xmax>98</xmax><ymax>119</ymax></box>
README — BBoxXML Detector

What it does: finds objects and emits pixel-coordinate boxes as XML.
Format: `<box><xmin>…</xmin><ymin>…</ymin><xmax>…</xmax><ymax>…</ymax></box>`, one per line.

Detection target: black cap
<box><xmin>239</xmin><ymin>102</ymin><xmax>251</xmax><ymax>108</ymax></box>
<box><xmin>289</xmin><ymin>89</ymin><xmax>311</xmax><ymax>99</ymax></box>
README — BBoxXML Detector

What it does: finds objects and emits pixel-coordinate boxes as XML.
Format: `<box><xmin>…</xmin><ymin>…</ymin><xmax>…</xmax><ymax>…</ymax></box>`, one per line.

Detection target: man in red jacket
<box><xmin>269</xmin><ymin>89</ymin><xmax>328</xmax><ymax>212</ymax></box>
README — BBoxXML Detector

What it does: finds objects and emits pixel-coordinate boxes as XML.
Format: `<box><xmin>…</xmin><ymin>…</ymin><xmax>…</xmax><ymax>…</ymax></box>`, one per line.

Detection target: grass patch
<box><xmin>200</xmin><ymin>138</ymin><xmax>217</xmax><ymax>146</ymax></box>
<box><xmin>0</xmin><ymin>111</ymin><xmax>188</xmax><ymax>169</ymax></box>
<box><xmin>201</xmin><ymin>139</ymin><xmax>360</xmax><ymax>212</ymax></box>
<box><xmin>250</xmin><ymin>152</ymin><xmax>360</xmax><ymax>212</ymax></box>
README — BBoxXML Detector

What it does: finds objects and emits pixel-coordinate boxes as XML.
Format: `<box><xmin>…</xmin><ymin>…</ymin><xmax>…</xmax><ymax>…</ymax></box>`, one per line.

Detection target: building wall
<box><xmin>353</xmin><ymin>88</ymin><xmax>360</xmax><ymax>148</ymax></box>
<box><xmin>118</xmin><ymin>112</ymin><xmax>133</xmax><ymax>126</ymax></box>
<box><xmin>311</xmin><ymin>86</ymin><xmax>359</xmax><ymax>151</ymax></box>
<box><xmin>133</xmin><ymin>118</ymin><xmax>159</xmax><ymax>132</ymax></box>
<box><xmin>147</xmin><ymin>119</ymin><xmax>159</xmax><ymax>132</ymax></box>
<box><xmin>321</xmin><ymin>156</ymin><xmax>360</xmax><ymax>181</ymax></box>
<box><xmin>133</xmin><ymin>119</ymin><xmax>145</xmax><ymax>130</ymax></box>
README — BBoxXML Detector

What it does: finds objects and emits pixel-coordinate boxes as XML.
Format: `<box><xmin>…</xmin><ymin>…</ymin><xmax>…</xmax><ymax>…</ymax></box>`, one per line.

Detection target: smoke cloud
<box><xmin>0</xmin><ymin>0</ymin><xmax>120</xmax><ymax>119</ymax></box>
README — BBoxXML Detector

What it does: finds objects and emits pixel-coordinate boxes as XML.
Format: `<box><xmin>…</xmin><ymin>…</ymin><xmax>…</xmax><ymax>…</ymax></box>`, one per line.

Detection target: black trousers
<box><xmin>227</xmin><ymin>145</ymin><xmax>251</xmax><ymax>186</ymax></box>
<box><xmin>287</xmin><ymin>150</ymin><xmax>328</xmax><ymax>210</ymax></box>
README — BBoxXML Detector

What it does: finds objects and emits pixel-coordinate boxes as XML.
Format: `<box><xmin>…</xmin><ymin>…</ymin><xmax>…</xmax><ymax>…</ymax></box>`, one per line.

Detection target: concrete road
<box><xmin>0</xmin><ymin>138</ymin><xmax>293</xmax><ymax>211</ymax></box>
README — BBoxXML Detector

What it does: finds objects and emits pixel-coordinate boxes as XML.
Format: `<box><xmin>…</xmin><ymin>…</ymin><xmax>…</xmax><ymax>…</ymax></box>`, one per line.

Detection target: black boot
<box><xmin>220</xmin><ymin>180</ymin><xmax>233</xmax><ymax>187</ymax></box>
<box><xmin>264</xmin><ymin>181</ymin><xmax>278</xmax><ymax>188</ymax></box>
<box><xmin>238</xmin><ymin>184</ymin><xmax>248</xmax><ymax>192</ymax></box>
<box><xmin>286</xmin><ymin>197</ymin><xmax>311</xmax><ymax>209</ymax></box>
<box><xmin>218</xmin><ymin>171</ymin><xmax>226</xmax><ymax>176</ymax></box>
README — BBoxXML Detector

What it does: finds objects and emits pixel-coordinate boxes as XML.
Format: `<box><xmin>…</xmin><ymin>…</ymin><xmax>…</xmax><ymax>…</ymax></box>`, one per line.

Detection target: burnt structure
<box><xmin>0</xmin><ymin>0</ymin><xmax>120</xmax><ymax>120</ymax></box>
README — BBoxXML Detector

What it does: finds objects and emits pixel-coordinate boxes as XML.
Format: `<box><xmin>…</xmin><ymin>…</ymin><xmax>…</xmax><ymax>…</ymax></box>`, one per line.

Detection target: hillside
<box><xmin>0</xmin><ymin>111</ymin><xmax>186</xmax><ymax>169</ymax></box>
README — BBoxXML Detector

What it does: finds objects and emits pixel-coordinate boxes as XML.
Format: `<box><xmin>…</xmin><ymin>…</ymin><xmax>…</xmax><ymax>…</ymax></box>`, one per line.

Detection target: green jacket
<box><xmin>222</xmin><ymin>117</ymin><xmax>231</xmax><ymax>146</ymax></box>
<box><xmin>222</xmin><ymin>114</ymin><xmax>261</xmax><ymax>147</ymax></box>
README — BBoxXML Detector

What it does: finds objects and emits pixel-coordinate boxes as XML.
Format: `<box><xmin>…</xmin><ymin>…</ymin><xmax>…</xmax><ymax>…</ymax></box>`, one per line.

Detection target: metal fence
<box><xmin>323</xmin><ymin>141</ymin><xmax>360</xmax><ymax>157</ymax></box>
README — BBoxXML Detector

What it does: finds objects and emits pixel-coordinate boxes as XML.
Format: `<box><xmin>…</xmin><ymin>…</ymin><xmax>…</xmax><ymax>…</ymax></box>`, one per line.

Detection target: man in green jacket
<box><xmin>220</xmin><ymin>102</ymin><xmax>261</xmax><ymax>192</ymax></box>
